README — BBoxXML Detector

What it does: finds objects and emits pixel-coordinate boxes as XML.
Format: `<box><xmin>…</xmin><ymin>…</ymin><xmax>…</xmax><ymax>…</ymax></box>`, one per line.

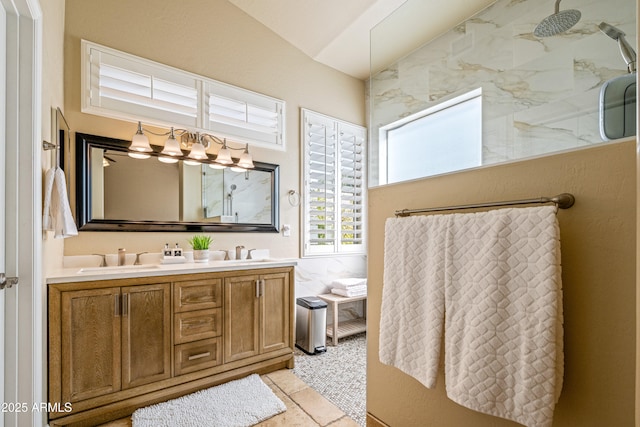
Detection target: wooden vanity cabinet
<box><xmin>224</xmin><ymin>271</ymin><xmax>290</xmax><ymax>362</ymax></box>
<box><xmin>51</xmin><ymin>282</ymin><xmax>171</xmax><ymax>405</ymax></box>
<box><xmin>173</xmin><ymin>278</ymin><xmax>223</xmax><ymax>375</ymax></box>
<box><xmin>121</xmin><ymin>283</ymin><xmax>172</xmax><ymax>389</ymax></box>
<box><xmin>48</xmin><ymin>266</ymin><xmax>294</xmax><ymax>427</ymax></box>
<box><xmin>57</xmin><ymin>287</ymin><xmax>122</xmax><ymax>403</ymax></box>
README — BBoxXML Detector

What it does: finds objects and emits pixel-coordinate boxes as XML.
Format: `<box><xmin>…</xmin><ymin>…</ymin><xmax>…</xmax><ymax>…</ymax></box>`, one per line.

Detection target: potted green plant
<box><xmin>188</xmin><ymin>235</ymin><xmax>213</xmax><ymax>263</ymax></box>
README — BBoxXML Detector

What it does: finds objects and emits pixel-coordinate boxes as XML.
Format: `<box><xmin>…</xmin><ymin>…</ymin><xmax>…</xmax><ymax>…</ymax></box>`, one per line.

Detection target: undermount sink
<box><xmin>78</xmin><ymin>264</ymin><xmax>161</xmax><ymax>274</ymax></box>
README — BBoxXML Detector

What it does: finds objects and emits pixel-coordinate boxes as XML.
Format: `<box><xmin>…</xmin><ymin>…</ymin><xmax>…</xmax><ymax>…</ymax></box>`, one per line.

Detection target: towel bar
<box><xmin>395</xmin><ymin>193</ymin><xmax>575</xmax><ymax>217</ymax></box>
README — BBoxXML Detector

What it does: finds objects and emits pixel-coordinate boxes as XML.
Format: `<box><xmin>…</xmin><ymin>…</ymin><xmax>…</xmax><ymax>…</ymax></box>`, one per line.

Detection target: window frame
<box><xmin>301</xmin><ymin>109</ymin><xmax>366</xmax><ymax>257</ymax></box>
<box><xmin>378</xmin><ymin>87</ymin><xmax>482</xmax><ymax>184</ymax></box>
<box><xmin>81</xmin><ymin>39</ymin><xmax>285</xmax><ymax>151</ymax></box>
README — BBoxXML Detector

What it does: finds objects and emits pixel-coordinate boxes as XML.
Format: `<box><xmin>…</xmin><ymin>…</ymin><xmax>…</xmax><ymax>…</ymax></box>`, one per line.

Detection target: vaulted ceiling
<box><xmin>228</xmin><ymin>0</ymin><xmax>496</xmax><ymax>80</ymax></box>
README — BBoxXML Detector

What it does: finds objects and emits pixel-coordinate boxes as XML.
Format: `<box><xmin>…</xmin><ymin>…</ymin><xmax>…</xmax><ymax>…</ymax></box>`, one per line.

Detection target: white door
<box><xmin>1</xmin><ymin>0</ymin><xmax>43</xmax><ymax>426</ymax></box>
<box><xmin>0</xmin><ymin>3</ymin><xmax>6</xmax><ymax>426</ymax></box>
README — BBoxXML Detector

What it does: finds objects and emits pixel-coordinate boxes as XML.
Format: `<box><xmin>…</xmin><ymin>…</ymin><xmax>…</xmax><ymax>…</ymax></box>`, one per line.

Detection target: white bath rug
<box><xmin>132</xmin><ymin>374</ymin><xmax>286</xmax><ymax>427</ymax></box>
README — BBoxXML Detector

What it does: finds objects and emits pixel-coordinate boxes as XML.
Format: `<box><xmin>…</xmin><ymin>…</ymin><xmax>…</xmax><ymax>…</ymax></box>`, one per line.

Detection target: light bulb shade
<box><xmin>161</xmin><ymin>136</ymin><xmax>182</xmax><ymax>157</ymax></box>
<box><xmin>208</xmin><ymin>163</ymin><xmax>227</xmax><ymax>170</ymax></box>
<box><xmin>158</xmin><ymin>156</ymin><xmax>179</xmax><ymax>164</ymax></box>
<box><xmin>188</xmin><ymin>142</ymin><xmax>208</xmax><ymax>160</ymax></box>
<box><xmin>216</xmin><ymin>146</ymin><xmax>233</xmax><ymax>165</ymax></box>
<box><xmin>130</xmin><ymin>123</ymin><xmax>152</xmax><ymax>152</ymax></box>
<box><xmin>128</xmin><ymin>152</ymin><xmax>151</xmax><ymax>159</ymax></box>
<box><xmin>237</xmin><ymin>150</ymin><xmax>254</xmax><ymax>169</ymax></box>
<box><xmin>230</xmin><ymin>166</ymin><xmax>247</xmax><ymax>172</ymax></box>
<box><xmin>183</xmin><ymin>159</ymin><xmax>201</xmax><ymax>166</ymax></box>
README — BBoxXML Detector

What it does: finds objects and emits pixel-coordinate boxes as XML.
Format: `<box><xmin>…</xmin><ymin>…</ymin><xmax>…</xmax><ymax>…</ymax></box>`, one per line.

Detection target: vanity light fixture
<box><xmin>129</xmin><ymin>121</ymin><xmax>255</xmax><ymax>169</ymax></box>
<box><xmin>187</xmin><ymin>133</ymin><xmax>208</xmax><ymax>161</ymax></box>
<box><xmin>237</xmin><ymin>144</ymin><xmax>255</xmax><ymax>169</ymax></box>
<box><xmin>128</xmin><ymin>122</ymin><xmax>152</xmax><ymax>159</ymax></box>
<box><xmin>160</xmin><ymin>127</ymin><xmax>182</xmax><ymax>156</ymax></box>
<box><xmin>215</xmin><ymin>139</ymin><xmax>233</xmax><ymax>165</ymax></box>
<box><xmin>130</xmin><ymin>122</ymin><xmax>153</xmax><ymax>153</ymax></box>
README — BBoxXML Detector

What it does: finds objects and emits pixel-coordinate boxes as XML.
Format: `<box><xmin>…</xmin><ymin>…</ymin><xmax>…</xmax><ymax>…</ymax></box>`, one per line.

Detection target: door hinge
<box><xmin>0</xmin><ymin>273</ymin><xmax>19</xmax><ymax>290</ymax></box>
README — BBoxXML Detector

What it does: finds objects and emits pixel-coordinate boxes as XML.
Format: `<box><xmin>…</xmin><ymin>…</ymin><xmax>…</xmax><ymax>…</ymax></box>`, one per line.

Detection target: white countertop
<box><xmin>46</xmin><ymin>258</ymin><xmax>298</xmax><ymax>284</ymax></box>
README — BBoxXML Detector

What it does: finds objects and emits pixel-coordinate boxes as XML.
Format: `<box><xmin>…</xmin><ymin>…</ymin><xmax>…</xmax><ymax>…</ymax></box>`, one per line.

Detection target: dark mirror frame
<box><xmin>75</xmin><ymin>132</ymin><xmax>280</xmax><ymax>232</ymax></box>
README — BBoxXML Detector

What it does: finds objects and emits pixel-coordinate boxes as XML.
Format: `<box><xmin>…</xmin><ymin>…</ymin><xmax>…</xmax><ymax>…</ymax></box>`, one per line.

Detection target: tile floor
<box><xmin>99</xmin><ymin>369</ymin><xmax>359</xmax><ymax>427</ymax></box>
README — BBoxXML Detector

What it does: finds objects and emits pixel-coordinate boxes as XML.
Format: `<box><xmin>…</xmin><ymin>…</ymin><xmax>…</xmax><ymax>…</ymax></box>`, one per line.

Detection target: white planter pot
<box><xmin>193</xmin><ymin>249</ymin><xmax>210</xmax><ymax>263</ymax></box>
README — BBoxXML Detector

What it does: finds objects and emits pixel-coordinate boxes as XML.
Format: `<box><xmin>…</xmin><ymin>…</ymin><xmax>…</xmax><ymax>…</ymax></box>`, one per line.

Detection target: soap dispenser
<box><xmin>173</xmin><ymin>243</ymin><xmax>183</xmax><ymax>257</ymax></box>
<box><xmin>163</xmin><ymin>243</ymin><xmax>172</xmax><ymax>257</ymax></box>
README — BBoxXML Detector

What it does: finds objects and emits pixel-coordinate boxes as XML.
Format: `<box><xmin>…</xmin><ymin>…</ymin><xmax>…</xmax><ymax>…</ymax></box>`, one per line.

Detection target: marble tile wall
<box><xmin>296</xmin><ymin>256</ymin><xmax>368</xmax><ymax>321</ymax></box>
<box><xmin>202</xmin><ymin>166</ymin><xmax>272</xmax><ymax>223</ymax></box>
<box><xmin>370</xmin><ymin>0</ymin><xmax>636</xmax><ymax>185</ymax></box>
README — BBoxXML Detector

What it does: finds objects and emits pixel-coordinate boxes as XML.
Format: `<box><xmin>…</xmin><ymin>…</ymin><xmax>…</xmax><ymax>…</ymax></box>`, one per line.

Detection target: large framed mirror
<box><xmin>75</xmin><ymin>133</ymin><xmax>280</xmax><ymax>232</ymax></box>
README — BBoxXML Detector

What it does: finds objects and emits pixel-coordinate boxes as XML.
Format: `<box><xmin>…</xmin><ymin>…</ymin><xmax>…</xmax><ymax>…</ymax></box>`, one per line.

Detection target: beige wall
<box><xmin>368</xmin><ymin>140</ymin><xmax>636</xmax><ymax>426</ymax></box>
<box><xmin>41</xmin><ymin>0</ymin><xmax>66</xmax><ymax>274</ymax></box>
<box><xmin>58</xmin><ymin>0</ymin><xmax>365</xmax><ymax>260</ymax></box>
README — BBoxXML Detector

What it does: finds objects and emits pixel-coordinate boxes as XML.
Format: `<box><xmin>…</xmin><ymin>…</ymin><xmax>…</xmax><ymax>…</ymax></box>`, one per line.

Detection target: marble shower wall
<box><xmin>370</xmin><ymin>0</ymin><xmax>636</xmax><ymax>185</ymax></box>
<box><xmin>202</xmin><ymin>167</ymin><xmax>272</xmax><ymax>223</ymax></box>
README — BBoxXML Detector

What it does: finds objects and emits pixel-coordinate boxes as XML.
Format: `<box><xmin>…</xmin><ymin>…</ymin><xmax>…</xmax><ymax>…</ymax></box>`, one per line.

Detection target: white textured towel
<box><xmin>332</xmin><ymin>278</ymin><xmax>367</xmax><ymax>289</ymax></box>
<box><xmin>43</xmin><ymin>167</ymin><xmax>78</xmax><ymax>239</ymax></box>
<box><xmin>379</xmin><ymin>214</ymin><xmax>448</xmax><ymax>389</ymax></box>
<box><xmin>379</xmin><ymin>205</ymin><xmax>563</xmax><ymax>427</ymax></box>
<box><xmin>444</xmin><ymin>206</ymin><xmax>563</xmax><ymax>427</ymax></box>
<box><xmin>331</xmin><ymin>286</ymin><xmax>367</xmax><ymax>297</ymax></box>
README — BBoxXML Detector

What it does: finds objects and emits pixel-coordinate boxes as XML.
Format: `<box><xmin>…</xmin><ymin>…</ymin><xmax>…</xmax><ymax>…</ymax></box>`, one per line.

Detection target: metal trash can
<box><xmin>295</xmin><ymin>296</ymin><xmax>327</xmax><ymax>355</ymax></box>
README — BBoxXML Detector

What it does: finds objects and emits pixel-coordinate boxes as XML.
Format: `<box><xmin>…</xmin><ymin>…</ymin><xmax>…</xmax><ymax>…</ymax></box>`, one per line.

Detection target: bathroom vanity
<box><xmin>46</xmin><ymin>260</ymin><xmax>295</xmax><ymax>426</ymax></box>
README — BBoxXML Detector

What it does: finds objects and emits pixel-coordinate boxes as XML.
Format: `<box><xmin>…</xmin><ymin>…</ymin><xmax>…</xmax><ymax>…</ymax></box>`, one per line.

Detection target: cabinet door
<box><xmin>224</xmin><ymin>274</ymin><xmax>260</xmax><ymax>362</ymax></box>
<box><xmin>60</xmin><ymin>287</ymin><xmax>121</xmax><ymax>403</ymax></box>
<box><xmin>121</xmin><ymin>283</ymin><xmax>171</xmax><ymax>389</ymax></box>
<box><xmin>260</xmin><ymin>272</ymin><xmax>290</xmax><ymax>353</ymax></box>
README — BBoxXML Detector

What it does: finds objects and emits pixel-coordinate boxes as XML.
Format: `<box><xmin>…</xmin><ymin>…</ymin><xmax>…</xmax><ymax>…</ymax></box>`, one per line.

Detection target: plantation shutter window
<box><xmin>302</xmin><ymin>109</ymin><xmax>366</xmax><ymax>256</ymax></box>
<box><xmin>338</xmin><ymin>123</ymin><xmax>365</xmax><ymax>251</ymax></box>
<box><xmin>84</xmin><ymin>44</ymin><xmax>200</xmax><ymax>129</ymax></box>
<box><xmin>205</xmin><ymin>83</ymin><xmax>284</xmax><ymax>147</ymax></box>
<box><xmin>82</xmin><ymin>40</ymin><xmax>285</xmax><ymax>150</ymax></box>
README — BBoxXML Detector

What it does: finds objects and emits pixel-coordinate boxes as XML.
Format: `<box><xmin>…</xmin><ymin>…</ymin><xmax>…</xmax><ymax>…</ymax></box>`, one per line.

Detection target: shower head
<box><xmin>599</xmin><ymin>22</ymin><xmax>637</xmax><ymax>73</ymax></box>
<box><xmin>599</xmin><ymin>22</ymin><xmax>625</xmax><ymax>40</ymax></box>
<box><xmin>534</xmin><ymin>0</ymin><xmax>581</xmax><ymax>38</ymax></box>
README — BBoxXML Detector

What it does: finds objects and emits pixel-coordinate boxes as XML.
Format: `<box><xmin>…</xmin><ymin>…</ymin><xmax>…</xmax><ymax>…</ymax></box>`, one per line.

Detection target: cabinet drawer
<box><xmin>174</xmin><ymin>308</ymin><xmax>222</xmax><ymax>344</ymax></box>
<box><xmin>174</xmin><ymin>279</ymin><xmax>222</xmax><ymax>312</ymax></box>
<box><xmin>174</xmin><ymin>337</ymin><xmax>222</xmax><ymax>376</ymax></box>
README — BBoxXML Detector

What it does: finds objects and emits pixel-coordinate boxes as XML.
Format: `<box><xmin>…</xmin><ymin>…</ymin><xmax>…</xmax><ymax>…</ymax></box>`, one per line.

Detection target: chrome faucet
<box><xmin>118</xmin><ymin>248</ymin><xmax>126</xmax><ymax>266</ymax></box>
<box><xmin>247</xmin><ymin>249</ymin><xmax>257</xmax><ymax>260</ymax></box>
<box><xmin>235</xmin><ymin>245</ymin><xmax>245</xmax><ymax>260</ymax></box>
<box><xmin>134</xmin><ymin>252</ymin><xmax>148</xmax><ymax>265</ymax></box>
<box><xmin>92</xmin><ymin>253</ymin><xmax>107</xmax><ymax>267</ymax></box>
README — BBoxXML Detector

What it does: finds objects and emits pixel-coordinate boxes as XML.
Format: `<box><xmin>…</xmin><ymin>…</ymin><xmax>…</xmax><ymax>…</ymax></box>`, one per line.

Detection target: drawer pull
<box><xmin>187</xmin><ymin>352</ymin><xmax>211</xmax><ymax>361</ymax></box>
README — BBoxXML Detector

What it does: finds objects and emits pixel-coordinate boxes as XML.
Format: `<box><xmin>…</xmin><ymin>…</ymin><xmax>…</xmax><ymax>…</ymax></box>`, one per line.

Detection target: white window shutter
<box><xmin>81</xmin><ymin>40</ymin><xmax>285</xmax><ymax>150</ymax></box>
<box><xmin>302</xmin><ymin>109</ymin><xmax>366</xmax><ymax>256</ymax></box>
<box><xmin>205</xmin><ymin>81</ymin><xmax>285</xmax><ymax>149</ymax></box>
<box><xmin>338</xmin><ymin>122</ymin><xmax>365</xmax><ymax>253</ymax></box>
<box><xmin>84</xmin><ymin>42</ymin><xmax>199</xmax><ymax>128</ymax></box>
